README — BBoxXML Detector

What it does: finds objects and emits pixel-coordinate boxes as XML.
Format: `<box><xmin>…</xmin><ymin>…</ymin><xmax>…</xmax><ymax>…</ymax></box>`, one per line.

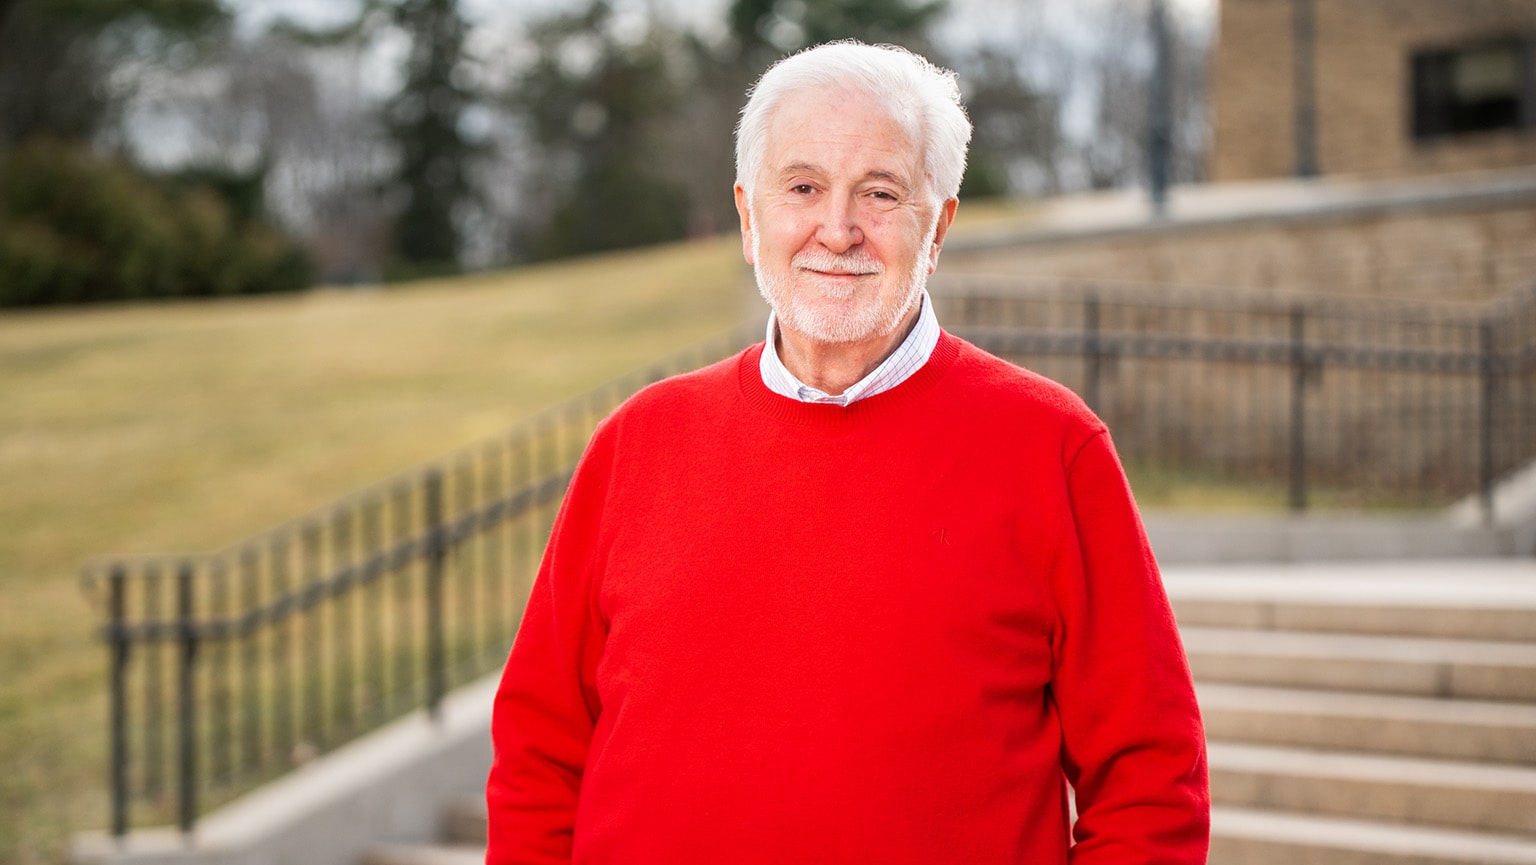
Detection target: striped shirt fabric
<box><xmin>759</xmin><ymin>291</ymin><xmax>941</xmax><ymax>406</ymax></box>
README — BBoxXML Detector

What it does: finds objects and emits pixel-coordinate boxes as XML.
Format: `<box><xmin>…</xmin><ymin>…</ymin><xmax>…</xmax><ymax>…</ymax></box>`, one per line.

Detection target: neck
<box><xmin>776</xmin><ymin>298</ymin><xmax>923</xmax><ymax>395</ymax></box>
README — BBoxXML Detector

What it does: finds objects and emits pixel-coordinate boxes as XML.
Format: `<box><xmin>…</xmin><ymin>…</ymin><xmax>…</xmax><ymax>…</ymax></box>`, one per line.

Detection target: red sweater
<box><xmin>486</xmin><ymin>332</ymin><xmax>1208</xmax><ymax>864</ymax></box>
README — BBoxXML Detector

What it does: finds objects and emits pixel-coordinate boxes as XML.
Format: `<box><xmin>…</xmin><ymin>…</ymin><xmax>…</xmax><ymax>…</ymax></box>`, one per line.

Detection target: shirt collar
<box><xmin>758</xmin><ymin>291</ymin><xmax>941</xmax><ymax>407</ymax></box>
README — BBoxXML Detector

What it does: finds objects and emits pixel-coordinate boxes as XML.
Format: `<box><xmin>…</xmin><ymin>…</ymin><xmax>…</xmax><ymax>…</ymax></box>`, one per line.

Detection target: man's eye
<box><xmin>791</xmin><ymin>184</ymin><xmax>815</xmax><ymax>194</ymax></box>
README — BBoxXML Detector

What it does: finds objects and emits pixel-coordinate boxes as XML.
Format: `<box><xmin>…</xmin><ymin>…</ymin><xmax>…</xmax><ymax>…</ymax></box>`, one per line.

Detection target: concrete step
<box><xmin>360</xmin><ymin>844</ymin><xmax>483</xmax><ymax>865</ymax></box>
<box><xmin>373</xmin><ymin>806</ymin><xmax>1536</xmax><ymax>865</ymax></box>
<box><xmin>1164</xmin><ymin>561</ymin><xmax>1536</xmax><ymax>641</ymax></box>
<box><xmin>441</xmin><ymin>794</ymin><xmax>486</xmax><ymax>846</ymax></box>
<box><xmin>1209</xmin><ymin>741</ymin><xmax>1536</xmax><ymax>836</ymax></box>
<box><xmin>376</xmin><ymin>772</ymin><xmax>1536</xmax><ymax>865</ymax></box>
<box><xmin>358</xmin><ymin>794</ymin><xmax>485</xmax><ymax>865</ymax></box>
<box><xmin>1211</xmin><ymin>806</ymin><xmax>1536</xmax><ymax>865</ymax></box>
<box><xmin>1183</xmin><ymin>626</ymin><xmax>1536</xmax><ymax>701</ymax></box>
<box><xmin>1198</xmin><ymin>682</ymin><xmax>1536</xmax><ymax>764</ymax></box>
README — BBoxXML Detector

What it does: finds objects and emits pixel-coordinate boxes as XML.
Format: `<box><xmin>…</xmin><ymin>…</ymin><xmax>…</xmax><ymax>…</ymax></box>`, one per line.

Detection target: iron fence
<box><xmin>82</xmin><ymin>280</ymin><xmax>1536</xmax><ymax>837</ymax></box>
<box><xmin>935</xmin><ymin>277</ymin><xmax>1536</xmax><ymax>515</ymax></box>
<box><xmin>80</xmin><ymin>322</ymin><xmax>760</xmax><ymax>837</ymax></box>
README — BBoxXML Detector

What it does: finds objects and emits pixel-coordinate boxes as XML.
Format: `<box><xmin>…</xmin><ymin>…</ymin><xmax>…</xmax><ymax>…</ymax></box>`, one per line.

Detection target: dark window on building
<box><xmin>1411</xmin><ymin>39</ymin><xmax>1534</xmax><ymax>141</ymax></box>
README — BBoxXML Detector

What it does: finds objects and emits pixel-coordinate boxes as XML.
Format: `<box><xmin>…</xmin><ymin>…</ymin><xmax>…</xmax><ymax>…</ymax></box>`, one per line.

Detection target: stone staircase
<box><xmin>361</xmin><ymin>794</ymin><xmax>485</xmax><ymax>865</ymax></box>
<box><xmin>365</xmin><ymin>560</ymin><xmax>1536</xmax><ymax>865</ymax></box>
<box><xmin>1172</xmin><ymin>560</ymin><xmax>1536</xmax><ymax>864</ymax></box>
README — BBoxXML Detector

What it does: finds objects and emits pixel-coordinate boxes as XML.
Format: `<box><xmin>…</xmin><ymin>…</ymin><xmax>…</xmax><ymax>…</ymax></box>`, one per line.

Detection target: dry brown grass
<box><xmin>0</xmin><ymin>236</ymin><xmax>751</xmax><ymax>863</ymax></box>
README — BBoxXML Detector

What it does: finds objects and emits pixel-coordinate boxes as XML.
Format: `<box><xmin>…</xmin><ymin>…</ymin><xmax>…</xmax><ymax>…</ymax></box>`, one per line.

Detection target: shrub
<box><xmin>0</xmin><ymin>141</ymin><xmax>312</xmax><ymax>306</ymax></box>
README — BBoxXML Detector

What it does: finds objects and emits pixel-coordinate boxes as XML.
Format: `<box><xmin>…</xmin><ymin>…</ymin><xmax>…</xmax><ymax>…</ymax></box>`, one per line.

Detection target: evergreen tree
<box><xmin>662</xmin><ymin>0</ymin><xmax>949</xmax><ymax>234</ymax></box>
<box><xmin>0</xmin><ymin>0</ymin><xmax>228</xmax><ymax>146</ymax></box>
<box><xmin>727</xmin><ymin>0</ymin><xmax>946</xmax><ymax>66</ymax></box>
<box><xmin>509</xmin><ymin>1</ymin><xmax>688</xmax><ymax>260</ymax></box>
<box><xmin>0</xmin><ymin>141</ymin><xmax>311</xmax><ymax>305</ymax></box>
<box><xmin>385</xmin><ymin>0</ymin><xmax>476</xmax><ymax>271</ymax></box>
<box><xmin>954</xmin><ymin>46</ymin><xmax>1062</xmax><ymax>198</ymax></box>
<box><xmin>718</xmin><ymin>0</ymin><xmax>1062</xmax><ymax>200</ymax></box>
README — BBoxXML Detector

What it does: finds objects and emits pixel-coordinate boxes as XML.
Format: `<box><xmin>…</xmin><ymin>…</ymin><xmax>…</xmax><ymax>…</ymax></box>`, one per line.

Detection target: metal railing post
<box><xmin>1479</xmin><ymin>320</ymin><xmax>1498</xmax><ymax>526</ymax></box>
<box><xmin>210</xmin><ymin>558</ymin><xmax>231</xmax><ymax>787</ymax></box>
<box><xmin>1288</xmin><ymin>305</ymin><xmax>1309</xmax><ymax>512</ymax></box>
<box><xmin>108</xmin><ymin>566</ymin><xmax>129</xmax><ymax>838</ymax></box>
<box><xmin>424</xmin><ymin>470</ymin><xmax>447</xmax><ymax>720</ymax></box>
<box><xmin>333</xmin><ymin>514</ymin><xmax>355</xmax><ymax>735</ymax></box>
<box><xmin>176</xmin><ymin>560</ymin><xmax>198</xmax><ymax>834</ymax></box>
<box><xmin>300</xmin><ymin>522</ymin><xmax>323</xmax><ymax>747</ymax></box>
<box><xmin>143</xmin><ymin>566</ymin><xmax>163</xmax><ymax>800</ymax></box>
<box><xmin>1084</xmin><ymin>293</ymin><xmax>1102</xmax><ymax>414</ymax></box>
<box><xmin>271</xmin><ymin>537</ymin><xmax>293</xmax><ymax>766</ymax></box>
<box><xmin>239</xmin><ymin>547</ymin><xmax>261</xmax><ymax>775</ymax></box>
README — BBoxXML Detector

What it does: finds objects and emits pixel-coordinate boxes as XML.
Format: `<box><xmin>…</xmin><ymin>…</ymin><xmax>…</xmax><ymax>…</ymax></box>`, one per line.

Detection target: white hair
<box><xmin>735</xmin><ymin>40</ymin><xmax>973</xmax><ymax>206</ymax></box>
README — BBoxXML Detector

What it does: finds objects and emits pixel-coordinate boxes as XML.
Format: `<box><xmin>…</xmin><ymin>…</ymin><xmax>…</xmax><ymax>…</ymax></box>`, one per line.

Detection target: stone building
<box><xmin>1211</xmin><ymin>0</ymin><xmax>1536</xmax><ymax>181</ymax></box>
<box><xmin>933</xmin><ymin>0</ymin><xmax>1536</xmax><ymax>518</ymax></box>
<box><xmin>942</xmin><ymin>0</ymin><xmax>1536</xmax><ymax>306</ymax></box>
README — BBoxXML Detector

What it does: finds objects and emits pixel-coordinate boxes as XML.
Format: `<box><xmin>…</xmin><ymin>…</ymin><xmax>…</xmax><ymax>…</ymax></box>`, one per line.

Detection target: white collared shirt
<box><xmin>759</xmin><ymin>291</ymin><xmax>941</xmax><ymax>406</ymax></box>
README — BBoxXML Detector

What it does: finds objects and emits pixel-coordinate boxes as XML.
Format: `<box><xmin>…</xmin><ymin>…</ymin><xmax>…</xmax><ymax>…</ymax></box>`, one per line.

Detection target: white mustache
<box><xmin>792</xmin><ymin>249</ymin><xmax>885</xmax><ymax>276</ymax></box>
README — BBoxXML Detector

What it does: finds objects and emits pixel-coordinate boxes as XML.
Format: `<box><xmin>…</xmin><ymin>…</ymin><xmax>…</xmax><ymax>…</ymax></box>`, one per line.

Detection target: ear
<box><xmin>926</xmin><ymin>197</ymin><xmax>959</xmax><ymax>273</ymax></box>
<box><xmin>734</xmin><ymin>184</ymin><xmax>755</xmax><ymax>265</ymax></box>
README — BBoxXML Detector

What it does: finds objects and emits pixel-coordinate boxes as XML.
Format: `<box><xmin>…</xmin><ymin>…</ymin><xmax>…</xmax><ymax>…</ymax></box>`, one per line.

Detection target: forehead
<box><xmin>761</xmin><ymin>85</ymin><xmax>923</xmax><ymax>179</ymax></box>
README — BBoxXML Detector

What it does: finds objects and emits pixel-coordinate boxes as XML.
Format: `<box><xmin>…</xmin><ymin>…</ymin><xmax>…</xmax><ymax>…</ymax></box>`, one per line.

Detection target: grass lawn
<box><xmin>0</xmin><ymin>236</ymin><xmax>753</xmax><ymax>864</ymax></box>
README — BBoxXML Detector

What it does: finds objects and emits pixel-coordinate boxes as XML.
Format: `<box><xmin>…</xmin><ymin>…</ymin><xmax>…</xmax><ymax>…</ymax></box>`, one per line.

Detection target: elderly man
<box><xmin>486</xmin><ymin>41</ymin><xmax>1208</xmax><ymax>864</ymax></box>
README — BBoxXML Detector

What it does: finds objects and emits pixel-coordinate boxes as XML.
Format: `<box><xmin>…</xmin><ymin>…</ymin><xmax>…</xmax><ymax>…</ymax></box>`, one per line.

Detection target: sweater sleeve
<box><xmin>1051</xmin><ymin>430</ymin><xmax>1210</xmax><ymax>864</ymax></box>
<box><xmin>485</xmin><ymin>430</ymin><xmax>613</xmax><ymax>865</ymax></box>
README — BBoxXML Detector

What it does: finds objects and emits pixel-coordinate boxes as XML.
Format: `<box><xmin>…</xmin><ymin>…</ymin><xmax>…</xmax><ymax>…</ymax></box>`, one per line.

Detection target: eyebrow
<box><xmin>778</xmin><ymin>162</ymin><xmax>914</xmax><ymax>194</ymax></box>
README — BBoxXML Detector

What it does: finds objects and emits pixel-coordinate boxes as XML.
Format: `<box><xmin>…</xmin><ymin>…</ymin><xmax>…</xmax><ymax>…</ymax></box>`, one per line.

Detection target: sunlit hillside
<box><xmin>0</xmin><ymin>233</ymin><xmax>763</xmax><ymax>863</ymax></box>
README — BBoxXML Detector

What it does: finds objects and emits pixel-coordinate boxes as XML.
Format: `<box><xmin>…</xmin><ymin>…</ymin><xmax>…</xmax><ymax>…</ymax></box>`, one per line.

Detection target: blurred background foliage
<box><xmin>0</xmin><ymin>0</ymin><xmax>1211</xmax><ymax>303</ymax></box>
<box><xmin>0</xmin><ymin>141</ymin><xmax>311</xmax><ymax>304</ymax></box>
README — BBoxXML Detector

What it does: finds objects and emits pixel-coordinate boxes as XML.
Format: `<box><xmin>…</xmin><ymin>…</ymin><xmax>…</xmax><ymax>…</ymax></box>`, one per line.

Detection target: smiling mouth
<box><xmin>792</xmin><ymin>249</ymin><xmax>884</xmax><ymax>278</ymax></box>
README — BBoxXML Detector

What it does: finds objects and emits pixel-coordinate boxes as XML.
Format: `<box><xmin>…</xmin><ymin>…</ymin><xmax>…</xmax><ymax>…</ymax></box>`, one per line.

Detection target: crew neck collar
<box><xmin>736</xmin><ymin>331</ymin><xmax>962</xmax><ymax>428</ymax></box>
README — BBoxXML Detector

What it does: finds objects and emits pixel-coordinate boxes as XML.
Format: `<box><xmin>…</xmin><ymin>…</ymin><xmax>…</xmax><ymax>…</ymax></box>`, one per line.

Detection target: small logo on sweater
<box><xmin>932</xmin><ymin>528</ymin><xmax>952</xmax><ymax>547</ymax></box>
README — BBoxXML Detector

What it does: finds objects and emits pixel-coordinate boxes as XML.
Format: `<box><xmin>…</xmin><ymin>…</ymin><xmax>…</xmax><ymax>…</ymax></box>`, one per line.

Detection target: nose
<box><xmin>814</xmin><ymin>193</ymin><xmax>864</xmax><ymax>253</ymax></box>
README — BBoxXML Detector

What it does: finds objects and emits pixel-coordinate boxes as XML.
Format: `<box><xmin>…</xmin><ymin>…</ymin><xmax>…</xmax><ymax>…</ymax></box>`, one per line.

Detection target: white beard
<box><xmin>753</xmin><ymin>213</ymin><xmax>937</xmax><ymax>345</ymax></box>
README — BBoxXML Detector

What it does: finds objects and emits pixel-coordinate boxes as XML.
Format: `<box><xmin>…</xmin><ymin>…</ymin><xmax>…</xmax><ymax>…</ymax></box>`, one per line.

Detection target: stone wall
<box><xmin>938</xmin><ymin>177</ymin><xmax>1536</xmax><ymax>503</ymax></box>
<box><xmin>937</xmin><ymin>286</ymin><xmax>1529</xmax><ymax>508</ymax></box>
<box><xmin>1210</xmin><ymin>0</ymin><xmax>1536</xmax><ymax>181</ymax></box>
<box><xmin>943</xmin><ymin>190</ymin><xmax>1536</xmax><ymax>305</ymax></box>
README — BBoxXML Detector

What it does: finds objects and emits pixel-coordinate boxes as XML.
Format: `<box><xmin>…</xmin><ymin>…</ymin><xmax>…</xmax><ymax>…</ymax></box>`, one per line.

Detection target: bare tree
<box><xmin>124</xmin><ymin>26</ymin><xmax>399</xmax><ymax>282</ymax></box>
<box><xmin>1072</xmin><ymin>0</ymin><xmax>1211</xmax><ymax>190</ymax></box>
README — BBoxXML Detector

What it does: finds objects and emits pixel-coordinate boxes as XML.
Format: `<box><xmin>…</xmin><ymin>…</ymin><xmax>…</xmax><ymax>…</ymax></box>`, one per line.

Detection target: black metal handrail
<box><xmin>82</xmin><ymin>321</ymin><xmax>761</xmax><ymax>837</ymax></box>
<box><xmin>936</xmin><ymin>278</ymin><xmax>1535</xmax><ymax>515</ymax></box>
<box><xmin>83</xmin><ymin>279</ymin><xmax>1536</xmax><ymax>837</ymax></box>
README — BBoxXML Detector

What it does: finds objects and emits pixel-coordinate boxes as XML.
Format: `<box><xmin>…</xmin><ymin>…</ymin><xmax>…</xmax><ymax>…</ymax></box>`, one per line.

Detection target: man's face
<box><xmin>735</xmin><ymin>86</ymin><xmax>956</xmax><ymax>346</ymax></box>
